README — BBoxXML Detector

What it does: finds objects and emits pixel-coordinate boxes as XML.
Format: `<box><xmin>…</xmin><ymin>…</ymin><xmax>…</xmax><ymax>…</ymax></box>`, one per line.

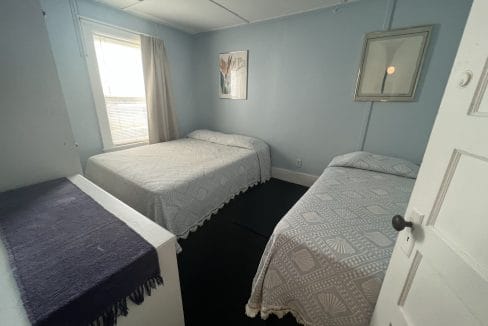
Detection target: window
<box><xmin>83</xmin><ymin>22</ymin><xmax>148</xmax><ymax>150</ymax></box>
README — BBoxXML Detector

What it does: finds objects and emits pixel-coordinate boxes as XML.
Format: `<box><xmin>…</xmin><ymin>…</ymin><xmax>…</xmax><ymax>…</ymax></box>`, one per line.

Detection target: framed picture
<box><xmin>355</xmin><ymin>25</ymin><xmax>432</xmax><ymax>102</ymax></box>
<box><xmin>219</xmin><ymin>50</ymin><xmax>248</xmax><ymax>99</ymax></box>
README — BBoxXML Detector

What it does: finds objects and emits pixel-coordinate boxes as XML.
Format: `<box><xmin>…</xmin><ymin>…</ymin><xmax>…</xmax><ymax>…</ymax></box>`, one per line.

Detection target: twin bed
<box><xmin>85</xmin><ymin>129</ymin><xmax>271</xmax><ymax>240</ymax></box>
<box><xmin>246</xmin><ymin>151</ymin><xmax>418</xmax><ymax>326</ymax></box>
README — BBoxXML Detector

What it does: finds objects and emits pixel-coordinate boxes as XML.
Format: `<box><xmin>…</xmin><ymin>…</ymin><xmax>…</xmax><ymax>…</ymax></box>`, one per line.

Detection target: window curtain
<box><xmin>140</xmin><ymin>35</ymin><xmax>179</xmax><ymax>143</ymax></box>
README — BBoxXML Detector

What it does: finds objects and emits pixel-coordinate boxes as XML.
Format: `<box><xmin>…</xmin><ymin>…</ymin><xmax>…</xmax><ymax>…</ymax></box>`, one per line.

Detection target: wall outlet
<box><xmin>296</xmin><ymin>159</ymin><xmax>303</xmax><ymax>168</ymax></box>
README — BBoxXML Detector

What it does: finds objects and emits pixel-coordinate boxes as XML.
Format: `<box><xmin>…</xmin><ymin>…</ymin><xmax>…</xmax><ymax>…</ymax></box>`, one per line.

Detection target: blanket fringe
<box><xmin>90</xmin><ymin>275</ymin><xmax>164</xmax><ymax>326</ymax></box>
<box><xmin>245</xmin><ymin>303</ymin><xmax>310</xmax><ymax>326</ymax></box>
<box><xmin>177</xmin><ymin>178</ymin><xmax>271</xmax><ymax>242</ymax></box>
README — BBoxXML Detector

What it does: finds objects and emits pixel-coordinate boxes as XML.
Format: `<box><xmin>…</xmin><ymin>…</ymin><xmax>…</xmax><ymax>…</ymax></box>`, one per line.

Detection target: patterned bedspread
<box><xmin>246</xmin><ymin>152</ymin><xmax>418</xmax><ymax>326</ymax></box>
<box><xmin>86</xmin><ymin>130</ymin><xmax>270</xmax><ymax>239</ymax></box>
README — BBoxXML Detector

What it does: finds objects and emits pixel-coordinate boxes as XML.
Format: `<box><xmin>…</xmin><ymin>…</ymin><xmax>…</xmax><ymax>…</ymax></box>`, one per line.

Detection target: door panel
<box><xmin>402</xmin><ymin>254</ymin><xmax>481</xmax><ymax>326</ymax></box>
<box><xmin>420</xmin><ymin>230</ymin><xmax>488</xmax><ymax>322</ymax></box>
<box><xmin>434</xmin><ymin>152</ymin><xmax>488</xmax><ymax>270</ymax></box>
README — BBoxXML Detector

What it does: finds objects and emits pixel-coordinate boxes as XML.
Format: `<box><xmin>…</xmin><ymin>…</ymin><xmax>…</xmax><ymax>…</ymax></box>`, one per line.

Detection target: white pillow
<box><xmin>328</xmin><ymin>151</ymin><xmax>419</xmax><ymax>179</ymax></box>
<box><xmin>187</xmin><ymin>129</ymin><xmax>262</xmax><ymax>150</ymax></box>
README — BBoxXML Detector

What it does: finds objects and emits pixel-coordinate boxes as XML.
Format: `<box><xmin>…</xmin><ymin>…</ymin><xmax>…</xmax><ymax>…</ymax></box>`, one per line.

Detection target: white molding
<box><xmin>103</xmin><ymin>141</ymin><xmax>148</xmax><ymax>153</ymax></box>
<box><xmin>81</xmin><ymin>20</ymin><xmax>146</xmax><ymax>151</ymax></box>
<box><xmin>271</xmin><ymin>167</ymin><xmax>319</xmax><ymax>187</ymax></box>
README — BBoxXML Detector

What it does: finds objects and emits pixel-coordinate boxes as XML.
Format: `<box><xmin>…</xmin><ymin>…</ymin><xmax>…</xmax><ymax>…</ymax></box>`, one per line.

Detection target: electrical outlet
<box><xmin>296</xmin><ymin>159</ymin><xmax>302</xmax><ymax>168</ymax></box>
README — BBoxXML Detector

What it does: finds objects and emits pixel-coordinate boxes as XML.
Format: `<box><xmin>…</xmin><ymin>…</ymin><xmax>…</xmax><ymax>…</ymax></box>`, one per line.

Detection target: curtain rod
<box><xmin>78</xmin><ymin>16</ymin><xmax>158</xmax><ymax>39</ymax></box>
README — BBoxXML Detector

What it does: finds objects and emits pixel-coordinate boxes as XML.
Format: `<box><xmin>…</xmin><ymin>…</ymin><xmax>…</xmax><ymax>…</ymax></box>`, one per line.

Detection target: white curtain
<box><xmin>140</xmin><ymin>35</ymin><xmax>179</xmax><ymax>143</ymax></box>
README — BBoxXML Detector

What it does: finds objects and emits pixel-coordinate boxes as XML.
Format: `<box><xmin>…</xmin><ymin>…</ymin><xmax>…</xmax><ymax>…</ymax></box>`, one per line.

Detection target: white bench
<box><xmin>0</xmin><ymin>175</ymin><xmax>184</xmax><ymax>326</ymax></box>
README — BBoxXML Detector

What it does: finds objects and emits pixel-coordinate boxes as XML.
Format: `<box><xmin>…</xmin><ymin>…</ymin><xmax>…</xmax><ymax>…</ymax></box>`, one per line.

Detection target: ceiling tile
<box><xmin>126</xmin><ymin>0</ymin><xmax>246</xmax><ymax>34</ymax></box>
<box><xmin>90</xmin><ymin>0</ymin><xmax>360</xmax><ymax>34</ymax></box>
<box><xmin>214</xmin><ymin>0</ymin><xmax>351</xmax><ymax>23</ymax></box>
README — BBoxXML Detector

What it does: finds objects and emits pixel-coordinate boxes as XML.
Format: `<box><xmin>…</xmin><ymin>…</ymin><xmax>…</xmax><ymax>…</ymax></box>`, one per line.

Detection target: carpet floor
<box><xmin>177</xmin><ymin>178</ymin><xmax>308</xmax><ymax>326</ymax></box>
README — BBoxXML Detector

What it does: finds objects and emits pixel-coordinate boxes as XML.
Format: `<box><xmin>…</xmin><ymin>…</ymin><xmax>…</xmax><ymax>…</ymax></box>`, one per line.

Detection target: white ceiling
<box><xmin>93</xmin><ymin>0</ymin><xmax>356</xmax><ymax>34</ymax></box>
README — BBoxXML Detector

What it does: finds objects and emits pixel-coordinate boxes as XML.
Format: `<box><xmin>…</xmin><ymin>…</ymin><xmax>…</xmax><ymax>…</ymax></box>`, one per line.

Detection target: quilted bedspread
<box><xmin>246</xmin><ymin>152</ymin><xmax>418</xmax><ymax>326</ymax></box>
<box><xmin>85</xmin><ymin>130</ymin><xmax>270</xmax><ymax>239</ymax></box>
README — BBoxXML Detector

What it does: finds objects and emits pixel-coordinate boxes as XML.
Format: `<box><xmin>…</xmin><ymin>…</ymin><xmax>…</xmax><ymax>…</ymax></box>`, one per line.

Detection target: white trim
<box><xmin>79</xmin><ymin>16</ymin><xmax>156</xmax><ymax>39</ymax></box>
<box><xmin>103</xmin><ymin>141</ymin><xmax>148</xmax><ymax>153</ymax></box>
<box><xmin>271</xmin><ymin>167</ymin><xmax>319</xmax><ymax>187</ymax></box>
<box><xmin>82</xmin><ymin>22</ymin><xmax>113</xmax><ymax>150</ymax></box>
<box><xmin>81</xmin><ymin>20</ymin><xmax>147</xmax><ymax>151</ymax></box>
<box><xmin>68</xmin><ymin>0</ymin><xmax>86</xmax><ymax>57</ymax></box>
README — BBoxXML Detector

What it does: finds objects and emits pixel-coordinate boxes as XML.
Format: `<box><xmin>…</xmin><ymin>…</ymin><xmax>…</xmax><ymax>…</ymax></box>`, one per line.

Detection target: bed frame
<box><xmin>0</xmin><ymin>175</ymin><xmax>184</xmax><ymax>326</ymax></box>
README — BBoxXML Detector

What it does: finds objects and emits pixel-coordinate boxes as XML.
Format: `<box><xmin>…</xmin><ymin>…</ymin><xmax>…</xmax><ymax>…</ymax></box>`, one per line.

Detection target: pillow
<box><xmin>328</xmin><ymin>151</ymin><xmax>419</xmax><ymax>179</ymax></box>
<box><xmin>187</xmin><ymin>130</ymin><xmax>271</xmax><ymax>182</ymax></box>
<box><xmin>187</xmin><ymin>129</ymin><xmax>261</xmax><ymax>150</ymax></box>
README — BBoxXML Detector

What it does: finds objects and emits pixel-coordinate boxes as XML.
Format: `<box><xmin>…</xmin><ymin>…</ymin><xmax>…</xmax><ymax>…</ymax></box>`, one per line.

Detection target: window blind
<box><xmin>93</xmin><ymin>34</ymin><xmax>149</xmax><ymax>146</ymax></box>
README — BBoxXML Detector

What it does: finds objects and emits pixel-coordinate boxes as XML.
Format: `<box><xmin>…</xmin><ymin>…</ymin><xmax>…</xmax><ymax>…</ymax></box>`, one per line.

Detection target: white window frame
<box><xmin>81</xmin><ymin>20</ymin><xmax>148</xmax><ymax>151</ymax></box>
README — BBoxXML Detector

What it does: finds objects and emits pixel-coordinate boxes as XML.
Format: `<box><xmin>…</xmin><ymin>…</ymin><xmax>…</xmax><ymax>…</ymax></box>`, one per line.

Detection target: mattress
<box><xmin>85</xmin><ymin>130</ymin><xmax>271</xmax><ymax>239</ymax></box>
<box><xmin>0</xmin><ymin>175</ymin><xmax>183</xmax><ymax>326</ymax></box>
<box><xmin>246</xmin><ymin>152</ymin><xmax>418</xmax><ymax>326</ymax></box>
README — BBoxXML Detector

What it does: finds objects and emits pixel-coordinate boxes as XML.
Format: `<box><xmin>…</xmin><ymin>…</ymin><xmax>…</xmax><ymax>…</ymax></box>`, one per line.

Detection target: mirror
<box><xmin>355</xmin><ymin>25</ymin><xmax>432</xmax><ymax>102</ymax></box>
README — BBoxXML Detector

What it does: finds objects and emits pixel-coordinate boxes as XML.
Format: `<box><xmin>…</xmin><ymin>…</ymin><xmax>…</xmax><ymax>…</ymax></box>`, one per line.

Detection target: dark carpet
<box><xmin>177</xmin><ymin>178</ymin><xmax>308</xmax><ymax>326</ymax></box>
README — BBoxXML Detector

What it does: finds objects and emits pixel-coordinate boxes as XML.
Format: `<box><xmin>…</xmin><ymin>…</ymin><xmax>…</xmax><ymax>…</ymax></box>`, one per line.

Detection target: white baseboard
<box><xmin>271</xmin><ymin>167</ymin><xmax>319</xmax><ymax>187</ymax></box>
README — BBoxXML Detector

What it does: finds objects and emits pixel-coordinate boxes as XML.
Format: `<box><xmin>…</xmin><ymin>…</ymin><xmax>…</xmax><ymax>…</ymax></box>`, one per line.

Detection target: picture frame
<box><xmin>354</xmin><ymin>25</ymin><xmax>433</xmax><ymax>102</ymax></box>
<box><xmin>219</xmin><ymin>50</ymin><xmax>248</xmax><ymax>100</ymax></box>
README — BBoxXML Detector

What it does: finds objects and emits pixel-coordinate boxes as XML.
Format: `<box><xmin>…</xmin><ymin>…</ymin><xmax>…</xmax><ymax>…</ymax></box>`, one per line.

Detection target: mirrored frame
<box><xmin>355</xmin><ymin>25</ymin><xmax>433</xmax><ymax>102</ymax></box>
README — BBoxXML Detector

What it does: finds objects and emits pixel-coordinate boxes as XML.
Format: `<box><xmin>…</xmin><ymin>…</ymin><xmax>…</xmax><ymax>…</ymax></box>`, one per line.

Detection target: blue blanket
<box><xmin>0</xmin><ymin>178</ymin><xmax>163</xmax><ymax>326</ymax></box>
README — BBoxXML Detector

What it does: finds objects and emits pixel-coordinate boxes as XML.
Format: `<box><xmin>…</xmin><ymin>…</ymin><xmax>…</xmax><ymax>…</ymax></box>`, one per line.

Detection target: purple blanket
<box><xmin>0</xmin><ymin>178</ymin><xmax>163</xmax><ymax>326</ymax></box>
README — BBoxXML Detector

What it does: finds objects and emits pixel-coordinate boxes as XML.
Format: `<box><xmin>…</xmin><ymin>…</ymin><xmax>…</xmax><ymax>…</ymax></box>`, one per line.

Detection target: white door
<box><xmin>371</xmin><ymin>1</ymin><xmax>488</xmax><ymax>325</ymax></box>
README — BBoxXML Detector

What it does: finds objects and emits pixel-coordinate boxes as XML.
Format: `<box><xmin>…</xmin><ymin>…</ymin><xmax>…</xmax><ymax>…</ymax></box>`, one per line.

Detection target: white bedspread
<box><xmin>246</xmin><ymin>152</ymin><xmax>418</xmax><ymax>326</ymax></box>
<box><xmin>85</xmin><ymin>130</ymin><xmax>271</xmax><ymax>239</ymax></box>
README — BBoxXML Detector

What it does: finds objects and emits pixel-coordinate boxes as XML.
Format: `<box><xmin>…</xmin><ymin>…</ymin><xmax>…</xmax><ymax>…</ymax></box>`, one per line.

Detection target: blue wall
<box><xmin>40</xmin><ymin>0</ymin><xmax>471</xmax><ymax>174</ymax></box>
<box><xmin>192</xmin><ymin>0</ymin><xmax>472</xmax><ymax>175</ymax></box>
<box><xmin>40</xmin><ymin>0</ymin><xmax>197</xmax><ymax>165</ymax></box>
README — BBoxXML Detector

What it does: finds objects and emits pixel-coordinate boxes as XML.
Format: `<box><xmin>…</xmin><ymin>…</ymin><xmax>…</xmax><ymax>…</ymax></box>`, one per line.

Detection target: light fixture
<box><xmin>386</xmin><ymin>66</ymin><xmax>396</xmax><ymax>75</ymax></box>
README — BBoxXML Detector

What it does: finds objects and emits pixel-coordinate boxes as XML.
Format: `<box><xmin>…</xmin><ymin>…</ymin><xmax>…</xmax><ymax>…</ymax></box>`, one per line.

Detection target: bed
<box><xmin>85</xmin><ymin>130</ymin><xmax>271</xmax><ymax>239</ymax></box>
<box><xmin>0</xmin><ymin>175</ymin><xmax>184</xmax><ymax>326</ymax></box>
<box><xmin>246</xmin><ymin>152</ymin><xmax>418</xmax><ymax>326</ymax></box>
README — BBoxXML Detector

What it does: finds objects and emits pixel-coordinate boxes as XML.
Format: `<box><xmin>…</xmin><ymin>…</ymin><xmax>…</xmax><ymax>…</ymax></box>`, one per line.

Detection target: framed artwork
<box><xmin>219</xmin><ymin>50</ymin><xmax>248</xmax><ymax>99</ymax></box>
<box><xmin>355</xmin><ymin>25</ymin><xmax>432</xmax><ymax>102</ymax></box>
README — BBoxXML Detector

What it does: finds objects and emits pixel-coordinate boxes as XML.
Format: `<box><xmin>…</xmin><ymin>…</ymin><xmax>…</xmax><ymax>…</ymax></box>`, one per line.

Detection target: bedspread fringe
<box><xmin>176</xmin><ymin>177</ymin><xmax>271</xmax><ymax>242</ymax></box>
<box><xmin>90</xmin><ymin>274</ymin><xmax>164</xmax><ymax>326</ymax></box>
<box><xmin>245</xmin><ymin>303</ymin><xmax>310</xmax><ymax>326</ymax></box>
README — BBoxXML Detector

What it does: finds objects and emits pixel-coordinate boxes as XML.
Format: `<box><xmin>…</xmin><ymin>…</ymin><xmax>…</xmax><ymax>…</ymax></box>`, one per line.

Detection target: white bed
<box><xmin>246</xmin><ymin>152</ymin><xmax>418</xmax><ymax>326</ymax></box>
<box><xmin>0</xmin><ymin>175</ymin><xmax>184</xmax><ymax>326</ymax></box>
<box><xmin>85</xmin><ymin>130</ymin><xmax>271</xmax><ymax>239</ymax></box>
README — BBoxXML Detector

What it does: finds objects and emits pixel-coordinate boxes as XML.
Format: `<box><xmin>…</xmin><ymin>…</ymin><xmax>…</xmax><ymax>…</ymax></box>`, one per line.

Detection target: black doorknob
<box><xmin>392</xmin><ymin>215</ymin><xmax>413</xmax><ymax>231</ymax></box>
